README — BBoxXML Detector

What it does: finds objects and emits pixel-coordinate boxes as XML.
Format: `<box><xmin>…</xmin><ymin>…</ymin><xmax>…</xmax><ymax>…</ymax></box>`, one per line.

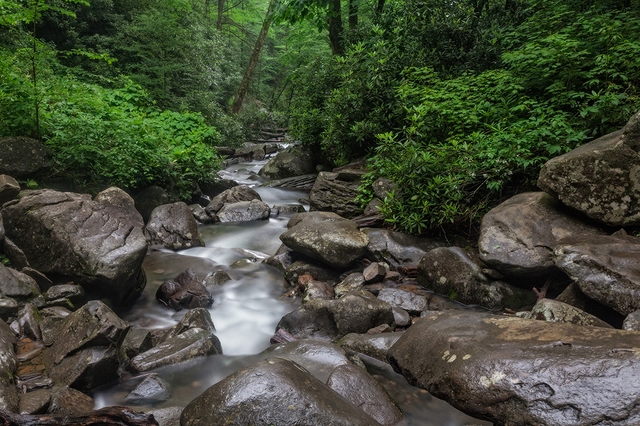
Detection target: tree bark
<box><xmin>348</xmin><ymin>0</ymin><xmax>358</xmax><ymax>30</ymax></box>
<box><xmin>375</xmin><ymin>0</ymin><xmax>385</xmax><ymax>18</ymax></box>
<box><xmin>327</xmin><ymin>0</ymin><xmax>344</xmax><ymax>55</ymax></box>
<box><xmin>231</xmin><ymin>0</ymin><xmax>277</xmax><ymax>113</ymax></box>
<box><xmin>0</xmin><ymin>407</ymin><xmax>158</xmax><ymax>426</ymax></box>
<box><xmin>216</xmin><ymin>0</ymin><xmax>225</xmax><ymax>30</ymax></box>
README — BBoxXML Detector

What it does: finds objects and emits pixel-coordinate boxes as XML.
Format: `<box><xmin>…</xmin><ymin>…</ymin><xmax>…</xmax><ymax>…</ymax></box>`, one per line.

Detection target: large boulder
<box><xmin>418</xmin><ymin>246</ymin><xmax>536</xmax><ymax>310</ymax></box>
<box><xmin>258</xmin><ymin>145</ymin><xmax>315</xmax><ymax>180</ymax></box>
<box><xmin>554</xmin><ymin>234</ymin><xmax>640</xmax><ymax>315</ymax></box>
<box><xmin>1</xmin><ymin>188</ymin><xmax>148</xmax><ymax>306</ymax></box>
<box><xmin>0</xmin><ymin>175</ymin><xmax>20</xmax><ymax>206</ymax></box>
<box><xmin>155</xmin><ymin>269</ymin><xmax>212</xmax><ymax>311</ymax></box>
<box><xmin>216</xmin><ymin>200</ymin><xmax>270</xmax><ymax>223</ymax></box>
<box><xmin>478</xmin><ymin>192</ymin><xmax>604</xmax><ymax>277</ymax></box>
<box><xmin>0</xmin><ymin>137</ymin><xmax>52</xmax><ymax>179</ymax></box>
<box><xmin>205</xmin><ymin>185</ymin><xmax>261</xmax><ymax>216</ymax></box>
<box><xmin>280</xmin><ymin>212</ymin><xmax>369</xmax><ymax>269</ymax></box>
<box><xmin>388</xmin><ymin>310</ymin><xmax>640</xmax><ymax>426</ymax></box>
<box><xmin>519</xmin><ymin>298</ymin><xmax>613</xmax><ymax>328</ymax></box>
<box><xmin>145</xmin><ymin>202</ymin><xmax>204</xmax><ymax>250</ymax></box>
<box><xmin>276</xmin><ymin>291</ymin><xmax>394</xmax><ymax>340</ymax></box>
<box><xmin>180</xmin><ymin>357</ymin><xmax>381</xmax><ymax>426</ymax></box>
<box><xmin>0</xmin><ymin>319</ymin><xmax>18</xmax><ymax>412</ymax></box>
<box><xmin>538</xmin><ymin>111</ymin><xmax>640</xmax><ymax>226</ymax></box>
<box><xmin>308</xmin><ymin>170</ymin><xmax>365</xmax><ymax>218</ymax></box>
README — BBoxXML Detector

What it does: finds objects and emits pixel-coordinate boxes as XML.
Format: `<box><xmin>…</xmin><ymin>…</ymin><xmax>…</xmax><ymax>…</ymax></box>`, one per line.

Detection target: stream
<box><xmin>93</xmin><ymin>158</ymin><xmax>491</xmax><ymax>426</ymax></box>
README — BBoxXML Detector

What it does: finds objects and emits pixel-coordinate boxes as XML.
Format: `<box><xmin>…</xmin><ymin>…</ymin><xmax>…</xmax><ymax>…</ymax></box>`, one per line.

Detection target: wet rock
<box><xmin>180</xmin><ymin>357</ymin><xmax>381</xmax><ymax>426</ymax></box>
<box><xmin>538</xmin><ymin>111</ymin><xmax>640</xmax><ymax>226</ymax></box>
<box><xmin>19</xmin><ymin>388</ymin><xmax>51</xmax><ymax>414</ymax></box>
<box><xmin>147</xmin><ymin>406</ymin><xmax>182</xmax><ymax>426</ymax></box>
<box><xmin>205</xmin><ymin>185</ymin><xmax>261</xmax><ymax>215</ymax></box>
<box><xmin>46</xmin><ymin>300</ymin><xmax>129</xmax><ymax>365</ymax></box>
<box><xmin>43</xmin><ymin>284</ymin><xmax>85</xmax><ymax>308</ymax></box>
<box><xmin>554</xmin><ymin>234</ymin><xmax>640</xmax><ymax>315</ymax></box>
<box><xmin>16</xmin><ymin>304</ymin><xmax>41</xmax><ymax>341</ymax></box>
<box><xmin>145</xmin><ymin>202</ymin><xmax>204</xmax><ymax>251</ymax></box>
<box><xmin>188</xmin><ymin>204</ymin><xmax>213</xmax><ymax>224</ymax></box>
<box><xmin>277</xmin><ymin>291</ymin><xmax>394</xmax><ymax>340</ymax></box>
<box><xmin>121</xmin><ymin>327</ymin><xmax>153</xmax><ymax>359</ymax></box>
<box><xmin>134</xmin><ymin>185</ymin><xmax>170</xmax><ymax>223</ymax></box>
<box><xmin>0</xmin><ymin>406</ymin><xmax>159</xmax><ymax>425</ymax></box>
<box><xmin>0</xmin><ymin>318</ymin><xmax>17</xmax><ymax>384</ymax></box>
<box><xmin>284</xmin><ymin>259</ymin><xmax>339</xmax><ymax>287</ymax></box>
<box><xmin>392</xmin><ymin>307</ymin><xmax>411</xmax><ymax>327</ymax></box>
<box><xmin>47</xmin><ymin>386</ymin><xmax>94</xmax><ymax>415</ymax></box>
<box><xmin>0</xmin><ymin>297</ymin><xmax>18</xmax><ymax>320</ymax></box>
<box><xmin>335</xmin><ymin>273</ymin><xmax>366</xmax><ymax>298</ymax></box>
<box><xmin>377</xmin><ymin>288</ymin><xmax>428</xmax><ymax>315</ymax></box>
<box><xmin>519</xmin><ymin>298</ymin><xmax>613</xmax><ymax>328</ymax></box>
<box><xmin>126</xmin><ymin>373</ymin><xmax>170</xmax><ymax>403</ymax></box>
<box><xmin>270</xmin><ymin>204</ymin><xmax>306</xmax><ymax>216</ymax></box>
<box><xmin>215</xmin><ymin>199</ymin><xmax>271</xmax><ymax>222</ymax></box>
<box><xmin>0</xmin><ymin>264</ymin><xmax>40</xmax><ymax>303</ymax></box>
<box><xmin>262</xmin><ymin>339</ymin><xmax>352</xmax><ymax>382</ymax></box>
<box><xmin>130</xmin><ymin>310</ymin><xmax>221</xmax><ymax>373</ymax></box>
<box><xmin>419</xmin><ymin>246</ymin><xmax>536</xmax><ymax>310</ymax></box>
<box><xmin>0</xmin><ymin>175</ymin><xmax>20</xmax><ymax>206</ymax></box>
<box><xmin>39</xmin><ymin>307</ymin><xmax>71</xmax><ymax>347</ymax></box>
<box><xmin>280</xmin><ymin>212</ymin><xmax>368</xmax><ymax>269</ymax></box>
<box><xmin>327</xmin><ymin>363</ymin><xmax>402</xmax><ymax>425</ymax></box>
<box><xmin>303</xmin><ymin>279</ymin><xmax>335</xmax><ymax>302</ymax></box>
<box><xmin>363</xmin><ymin>262</ymin><xmax>387</xmax><ymax>283</ymax></box>
<box><xmin>258</xmin><ymin>145</ymin><xmax>315</xmax><ymax>180</ymax></box>
<box><xmin>1</xmin><ymin>188</ymin><xmax>148</xmax><ymax>306</ymax></box>
<box><xmin>155</xmin><ymin>269</ymin><xmax>212</xmax><ymax>311</ymax></box>
<box><xmin>555</xmin><ymin>282</ymin><xmax>590</xmax><ymax>311</ymax></box>
<box><xmin>21</xmin><ymin>267</ymin><xmax>52</xmax><ymax>293</ymax></box>
<box><xmin>478</xmin><ymin>192</ymin><xmax>604</xmax><ymax>277</ymax></box>
<box><xmin>623</xmin><ymin>310</ymin><xmax>640</xmax><ymax>331</ymax></box>
<box><xmin>362</xmin><ymin>228</ymin><xmax>446</xmax><ymax>269</ymax></box>
<box><xmin>339</xmin><ymin>332</ymin><xmax>403</xmax><ymax>363</ymax></box>
<box><xmin>48</xmin><ymin>346</ymin><xmax>120</xmax><ymax>391</ymax></box>
<box><xmin>0</xmin><ymin>137</ymin><xmax>52</xmax><ymax>179</ymax></box>
<box><xmin>2</xmin><ymin>237</ymin><xmax>28</xmax><ymax>270</ymax></box>
<box><xmin>388</xmin><ymin>310</ymin><xmax>640</xmax><ymax>426</ymax></box>
<box><xmin>203</xmin><ymin>270</ymin><xmax>232</xmax><ymax>289</ymax></box>
<box><xmin>308</xmin><ymin>171</ymin><xmax>364</xmax><ymax>218</ymax></box>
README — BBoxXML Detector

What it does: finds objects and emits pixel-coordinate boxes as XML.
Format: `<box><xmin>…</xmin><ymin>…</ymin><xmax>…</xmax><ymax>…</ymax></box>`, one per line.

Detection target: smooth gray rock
<box><xmin>419</xmin><ymin>246</ymin><xmax>536</xmax><ymax>310</ymax></box>
<box><xmin>280</xmin><ymin>212</ymin><xmax>368</xmax><ymax>269</ymax></box>
<box><xmin>334</xmin><ymin>273</ymin><xmax>366</xmax><ymax>298</ymax></box>
<box><xmin>377</xmin><ymin>288</ymin><xmax>428</xmax><ymax>315</ymax></box>
<box><xmin>277</xmin><ymin>291</ymin><xmax>394</xmax><ymax>340</ymax></box>
<box><xmin>388</xmin><ymin>310</ymin><xmax>640</xmax><ymax>426</ymax></box>
<box><xmin>0</xmin><ymin>264</ymin><xmax>40</xmax><ymax>302</ymax></box>
<box><xmin>188</xmin><ymin>203</ymin><xmax>213</xmax><ymax>224</ymax></box>
<box><xmin>327</xmin><ymin>363</ymin><xmax>402</xmax><ymax>425</ymax></box>
<box><xmin>121</xmin><ymin>327</ymin><xmax>153</xmax><ymax>359</ymax></box>
<box><xmin>205</xmin><ymin>185</ymin><xmax>261</xmax><ymax>215</ymax></box>
<box><xmin>16</xmin><ymin>303</ymin><xmax>41</xmax><ymax>341</ymax></box>
<box><xmin>258</xmin><ymin>146</ymin><xmax>315</xmax><ymax>180</ymax></box>
<box><xmin>623</xmin><ymin>310</ymin><xmax>640</xmax><ymax>331</ymax></box>
<box><xmin>538</xmin><ymin>111</ymin><xmax>640</xmax><ymax>226</ymax></box>
<box><xmin>19</xmin><ymin>388</ymin><xmax>51</xmax><ymax>414</ymax></box>
<box><xmin>1</xmin><ymin>188</ymin><xmax>148</xmax><ymax>306</ymax></box>
<box><xmin>180</xmin><ymin>357</ymin><xmax>381</xmax><ymax>426</ymax></box>
<box><xmin>478</xmin><ymin>192</ymin><xmax>604</xmax><ymax>277</ymax></box>
<box><xmin>554</xmin><ymin>234</ymin><xmax>640</xmax><ymax>315</ymax></box>
<box><xmin>0</xmin><ymin>319</ymin><xmax>17</xmax><ymax>386</ymax></box>
<box><xmin>216</xmin><ymin>199</ymin><xmax>270</xmax><ymax>222</ymax></box>
<box><xmin>126</xmin><ymin>373</ymin><xmax>170</xmax><ymax>403</ymax></box>
<box><xmin>392</xmin><ymin>307</ymin><xmax>411</xmax><ymax>327</ymax></box>
<box><xmin>338</xmin><ymin>332</ymin><xmax>403</xmax><ymax>363</ymax></box>
<box><xmin>39</xmin><ymin>306</ymin><xmax>71</xmax><ymax>347</ymax></box>
<box><xmin>147</xmin><ymin>406</ymin><xmax>182</xmax><ymax>426</ymax></box>
<box><xmin>44</xmin><ymin>284</ymin><xmax>85</xmax><ymax>308</ymax></box>
<box><xmin>145</xmin><ymin>202</ymin><xmax>204</xmax><ymax>250</ymax></box>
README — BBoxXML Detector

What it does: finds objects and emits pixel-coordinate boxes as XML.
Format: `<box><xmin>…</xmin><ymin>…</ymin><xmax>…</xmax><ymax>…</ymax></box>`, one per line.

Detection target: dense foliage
<box><xmin>288</xmin><ymin>0</ymin><xmax>640</xmax><ymax>233</ymax></box>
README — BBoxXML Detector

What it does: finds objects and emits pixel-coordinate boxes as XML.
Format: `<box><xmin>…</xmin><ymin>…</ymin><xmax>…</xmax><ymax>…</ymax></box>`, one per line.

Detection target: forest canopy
<box><xmin>1</xmin><ymin>0</ymin><xmax>639</xmax><ymax>233</ymax></box>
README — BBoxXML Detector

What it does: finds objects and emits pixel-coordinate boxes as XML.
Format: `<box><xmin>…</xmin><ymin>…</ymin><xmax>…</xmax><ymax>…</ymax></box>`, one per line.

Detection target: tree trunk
<box><xmin>231</xmin><ymin>0</ymin><xmax>277</xmax><ymax>113</ymax></box>
<box><xmin>327</xmin><ymin>0</ymin><xmax>344</xmax><ymax>55</ymax></box>
<box><xmin>375</xmin><ymin>0</ymin><xmax>385</xmax><ymax>18</ymax></box>
<box><xmin>0</xmin><ymin>407</ymin><xmax>158</xmax><ymax>426</ymax></box>
<box><xmin>216</xmin><ymin>0</ymin><xmax>225</xmax><ymax>30</ymax></box>
<box><xmin>348</xmin><ymin>0</ymin><xmax>358</xmax><ymax>30</ymax></box>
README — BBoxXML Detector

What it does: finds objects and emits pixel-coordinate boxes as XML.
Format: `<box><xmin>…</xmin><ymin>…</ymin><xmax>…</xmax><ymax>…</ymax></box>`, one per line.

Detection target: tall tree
<box><xmin>231</xmin><ymin>0</ymin><xmax>277</xmax><ymax>112</ymax></box>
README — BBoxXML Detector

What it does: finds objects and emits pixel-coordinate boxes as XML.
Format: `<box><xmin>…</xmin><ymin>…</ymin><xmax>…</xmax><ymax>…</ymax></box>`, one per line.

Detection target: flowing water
<box><xmin>93</xmin><ymin>158</ymin><xmax>490</xmax><ymax>426</ymax></box>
